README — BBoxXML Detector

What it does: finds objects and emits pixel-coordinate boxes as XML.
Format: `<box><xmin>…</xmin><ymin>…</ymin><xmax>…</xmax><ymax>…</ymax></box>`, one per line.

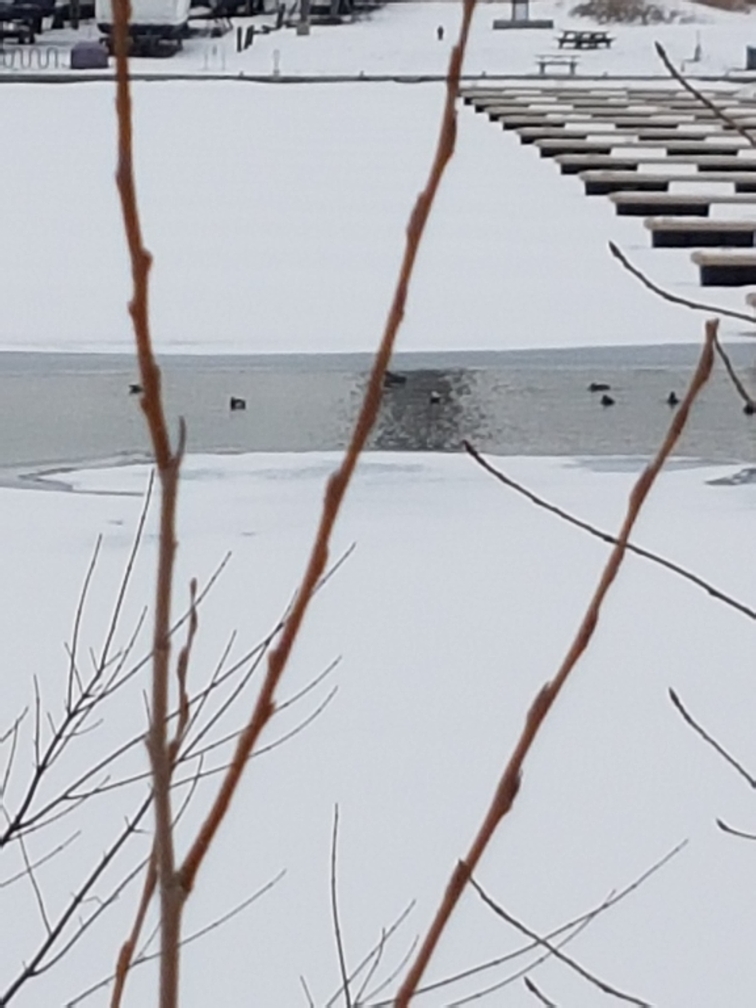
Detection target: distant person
<box><xmin>437</xmin><ymin>25</ymin><xmax>444</xmax><ymax>41</ymax></box>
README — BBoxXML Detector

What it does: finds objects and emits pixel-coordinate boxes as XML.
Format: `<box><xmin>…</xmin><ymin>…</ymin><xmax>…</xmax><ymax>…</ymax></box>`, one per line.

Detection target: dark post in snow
<box><xmin>297</xmin><ymin>0</ymin><xmax>310</xmax><ymax>35</ymax></box>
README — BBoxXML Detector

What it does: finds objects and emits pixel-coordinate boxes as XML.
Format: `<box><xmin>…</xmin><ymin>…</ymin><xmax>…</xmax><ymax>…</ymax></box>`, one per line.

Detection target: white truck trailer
<box><xmin>96</xmin><ymin>0</ymin><xmax>191</xmax><ymax>55</ymax></box>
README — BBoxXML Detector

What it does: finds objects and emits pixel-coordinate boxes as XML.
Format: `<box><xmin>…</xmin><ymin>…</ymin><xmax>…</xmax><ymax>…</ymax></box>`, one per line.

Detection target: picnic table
<box><xmin>557</xmin><ymin>29</ymin><xmax>613</xmax><ymax>49</ymax></box>
<box><xmin>536</xmin><ymin>53</ymin><xmax>579</xmax><ymax>75</ymax></box>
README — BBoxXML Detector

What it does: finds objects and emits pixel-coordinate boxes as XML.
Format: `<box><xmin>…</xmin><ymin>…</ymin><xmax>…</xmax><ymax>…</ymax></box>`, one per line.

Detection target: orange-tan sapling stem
<box><xmin>112</xmin><ymin>2</ymin><xmax>184</xmax><ymax>1005</ymax></box>
<box><xmin>177</xmin><ymin>0</ymin><xmax>479</xmax><ymax>898</ymax></box>
<box><xmin>395</xmin><ymin>320</ymin><xmax>717</xmax><ymax>1005</ymax></box>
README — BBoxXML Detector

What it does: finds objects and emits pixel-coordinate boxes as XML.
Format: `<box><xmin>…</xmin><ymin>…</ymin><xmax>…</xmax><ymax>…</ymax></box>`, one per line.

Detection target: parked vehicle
<box><xmin>96</xmin><ymin>0</ymin><xmax>190</xmax><ymax>55</ymax></box>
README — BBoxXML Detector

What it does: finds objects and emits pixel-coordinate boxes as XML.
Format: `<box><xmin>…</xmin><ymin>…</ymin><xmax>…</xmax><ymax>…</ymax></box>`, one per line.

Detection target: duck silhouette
<box><xmin>588</xmin><ymin>382</ymin><xmax>611</xmax><ymax>393</ymax></box>
<box><xmin>666</xmin><ymin>392</ymin><xmax>680</xmax><ymax>407</ymax></box>
<box><xmin>229</xmin><ymin>397</ymin><xmax>246</xmax><ymax>411</ymax></box>
<box><xmin>600</xmin><ymin>393</ymin><xmax>615</xmax><ymax>407</ymax></box>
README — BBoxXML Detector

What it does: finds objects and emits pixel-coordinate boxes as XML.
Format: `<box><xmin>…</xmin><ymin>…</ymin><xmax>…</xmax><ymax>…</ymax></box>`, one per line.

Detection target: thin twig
<box><xmin>0</xmin><ymin>708</ymin><xmax>28</xmax><ymax>747</ymax></box>
<box><xmin>110</xmin><ymin>852</ymin><xmax>157</xmax><ymax>1008</ymax></box>
<box><xmin>372</xmin><ymin>840</ymin><xmax>685</xmax><ymax>1005</ymax></box>
<box><xmin>712</xmin><ymin>335</ymin><xmax>756</xmax><ymax>411</ymax></box>
<box><xmin>18</xmin><ymin>830</ymin><xmax>53</xmax><ymax>935</ymax></box>
<box><xmin>69</xmin><ymin>871</ymin><xmax>284</xmax><ymax>1007</ymax></box>
<box><xmin>67</xmin><ymin>536</ymin><xmax>102</xmax><ymax>712</ymax></box>
<box><xmin>362</xmin><ymin>936</ymin><xmax>420</xmax><ymax>1004</ymax></box>
<box><xmin>112</xmin><ymin>588</ymin><xmax>201</xmax><ymax>1008</ymax></box>
<box><xmin>0</xmin><ymin>710</ymin><xmax>26</xmax><ymax>800</ymax></box>
<box><xmin>33</xmin><ymin>676</ymin><xmax>42</xmax><ymax>770</ymax></box>
<box><xmin>355</xmin><ymin>928</ymin><xmax>388</xmax><ymax>1006</ymax></box>
<box><xmin>670</xmin><ymin>688</ymin><xmax>756</xmax><ymax>788</ymax></box>
<box><xmin>330</xmin><ymin>805</ymin><xmax>352</xmax><ymax>1008</ymax></box>
<box><xmin>524</xmin><ymin>976</ymin><xmax>557</xmax><ymax>1007</ymax></box>
<box><xmin>463</xmin><ymin>442</ymin><xmax>756</xmax><ymax>624</ymax></box>
<box><xmin>471</xmin><ymin>878</ymin><xmax>648</xmax><ymax>1005</ymax></box>
<box><xmin>300</xmin><ymin>975</ymin><xmax>317</xmax><ymax>1008</ymax></box>
<box><xmin>0</xmin><ymin>794</ymin><xmax>152</xmax><ymax>1005</ymax></box>
<box><xmin>97</xmin><ymin>470</ymin><xmax>155</xmax><ymax>676</ymax></box>
<box><xmin>655</xmin><ymin>43</ymin><xmax>756</xmax><ymax>147</ymax></box>
<box><xmin>325</xmin><ymin>901</ymin><xmax>416</xmax><ymax>1008</ymax></box>
<box><xmin>609</xmin><ymin>241</ymin><xmax>756</xmax><ymax>328</ymax></box>
<box><xmin>395</xmin><ymin>325</ymin><xmax>715</xmax><ymax>1006</ymax></box>
<box><xmin>717</xmin><ymin>819</ymin><xmax>756</xmax><ymax>840</ymax></box>
<box><xmin>0</xmin><ymin>832</ymin><xmax>79</xmax><ymax>890</ymax></box>
<box><xmin>168</xmin><ymin>578</ymin><xmax>198</xmax><ymax>764</ymax></box>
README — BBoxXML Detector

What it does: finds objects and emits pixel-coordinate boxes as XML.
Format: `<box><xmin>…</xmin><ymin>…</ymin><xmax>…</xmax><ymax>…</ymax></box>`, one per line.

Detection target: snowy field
<box><xmin>2</xmin><ymin>450</ymin><xmax>756</xmax><ymax>1006</ymax></box>
<box><xmin>2</xmin><ymin>1</ymin><xmax>756</xmax><ymax>354</ymax></box>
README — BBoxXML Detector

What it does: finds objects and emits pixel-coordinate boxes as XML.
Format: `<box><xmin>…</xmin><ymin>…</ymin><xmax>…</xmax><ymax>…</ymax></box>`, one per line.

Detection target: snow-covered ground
<box><xmin>4</xmin><ymin>4</ymin><xmax>756</xmax><ymax>1005</ymax></box>
<box><xmin>2</xmin><ymin>451</ymin><xmax>756</xmax><ymax>1006</ymax></box>
<box><xmin>2</xmin><ymin>1</ymin><xmax>756</xmax><ymax>354</ymax></box>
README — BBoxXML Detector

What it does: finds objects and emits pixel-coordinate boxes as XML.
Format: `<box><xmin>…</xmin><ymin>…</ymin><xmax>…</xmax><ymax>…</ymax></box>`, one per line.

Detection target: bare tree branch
<box><xmin>18</xmin><ymin>830</ymin><xmax>53</xmax><ymax>935</ymax></box>
<box><xmin>67</xmin><ymin>536</ymin><xmax>102</xmax><ymax>712</ymax></box>
<box><xmin>69</xmin><ymin>871</ymin><xmax>285</xmax><ymax>1007</ymax></box>
<box><xmin>330</xmin><ymin>805</ymin><xmax>352</xmax><ymax>1008</ymax></box>
<box><xmin>670</xmin><ymin>688</ymin><xmax>756</xmax><ymax>788</ymax></box>
<box><xmin>609</xmin><ymin>241</ymin><xmax>756</xmax><ymax>328</ymax></box>
<box><xmin>0</xmin><ymin>793</ymin><xmax>152</xmax><ymax>1005</ymax></box>
<box><xmin>96</xmin><ymin>470</ymin><xmax>155</xmax><ymax>676</ymax></box>
<box><xmin>470</xmin><ymin>878</ymin><xmax>649</xmax><ymax>1005</ymax></box>
<box><xmin>464</xmin><ymin>441</ymin><xmax>756</xmax><ymax>624</ymax></box>
<box><xmin>524</xmin><ymin>976</ymin><xmax>557</xmax><ymax>1007</ymax></box>
<box><xmin>0</xmin><ymin>832</ymin><xmax>79</xmax><ymax>890</ymax></box>
<box><xmin>712</xmin><ymin>335</ymin><xmax>756</xmax><ymax>412</ymax></box>
<box><xmin>325</xmin><ymin>902</ymin><xmax>416</xmax><ymax>1008</ymax></box>
<box><xmin>655</xmin><ymin>43</ymin><xmax>756</xmax><ymax>147</ymax></box>
<box><xmin>175</xmin><ymin>0</ymin><xmax>480</xmax><ymax>916</ymax></box>
<box><xmin>0</xmin><ymin>710</ymin><xmax>26</xmax><ymax>800</ymax></box>
<box><xmin>300</xmin><ymin>975</ymin><xmax>317</xmax><ymax>1008</ymax></box>
<box><xmin>372</xmin><ymin>840</ymin><xmax>686</xmax><ymax>1005</ymax></box>
<box><xmin>112</xmin><ymin>0</ymin><xmax>186</xmax><ymax>998</ymax></box>
<box><xmin>395</xmin><ymin>325</ymin><xmax>715</xmax><ymax>1006</ymax></box>
<box><xmin>717</xmin><ymin>819</ymin><xmax>756</xmax><ymax>840</ymax></box>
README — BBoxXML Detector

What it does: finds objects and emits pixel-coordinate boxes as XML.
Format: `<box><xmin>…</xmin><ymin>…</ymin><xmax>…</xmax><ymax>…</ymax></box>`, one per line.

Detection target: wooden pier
<box><xmin>644</xmin><ymin>218</ymin><xmax>756</xmax><ymax>248</ymax></box>
<box><xmin>692</xmin><ymin>252</ymin><xmax>756</xmax><ymax>286</ymax></box>
<box><xmin>462</xmin><ymin>82</ymin><xmax>756</xmax><ymax>291</ymax></box>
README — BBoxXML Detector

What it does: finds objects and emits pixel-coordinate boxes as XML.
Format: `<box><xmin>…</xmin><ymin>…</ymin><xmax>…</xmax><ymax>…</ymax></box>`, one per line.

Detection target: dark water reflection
<box><xmin>371</xmin><ymin>369</ymin><xmax>476</xmax><ymax>451</ymax></box>
<box><xmin>367</xmin><ymin>349</ymin><xmax>756</xmax><ymax>464</ymax></box>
